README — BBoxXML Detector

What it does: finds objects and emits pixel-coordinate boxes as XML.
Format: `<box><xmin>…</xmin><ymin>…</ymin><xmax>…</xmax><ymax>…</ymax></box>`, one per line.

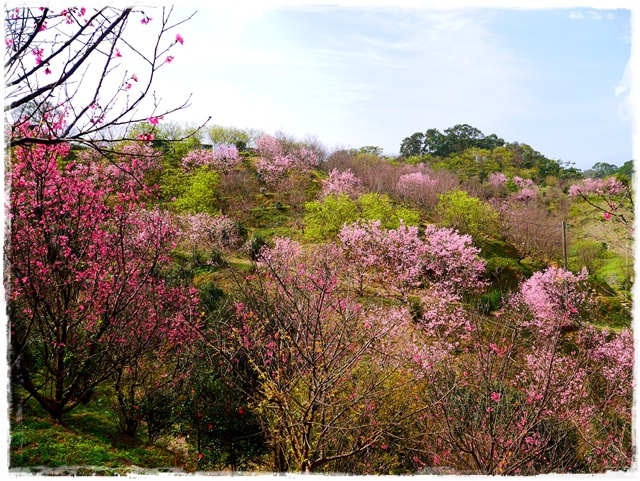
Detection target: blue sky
<box><xmin>139</xmin><ymin>0</ymin><xmax>636</xmax><ymax>171</ymax></box>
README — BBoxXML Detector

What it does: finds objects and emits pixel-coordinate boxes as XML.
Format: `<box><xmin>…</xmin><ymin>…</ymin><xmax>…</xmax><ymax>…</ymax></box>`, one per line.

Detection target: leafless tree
<box><xmin>5</xmin><ymin>5</ymin><xmax>203</xmax><ymax>151</ymax></box>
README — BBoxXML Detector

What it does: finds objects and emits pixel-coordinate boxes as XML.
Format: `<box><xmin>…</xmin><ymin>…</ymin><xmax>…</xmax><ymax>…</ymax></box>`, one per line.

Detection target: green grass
<box><xmin>9</xmin><ymin>396</ymin><xmax>177</xmax><ymax>472</ymax></box>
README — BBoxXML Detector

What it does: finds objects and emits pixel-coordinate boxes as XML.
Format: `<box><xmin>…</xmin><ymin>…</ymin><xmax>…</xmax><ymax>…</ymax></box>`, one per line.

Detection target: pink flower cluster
<box><xmin>568</xmin><ymin>177</ymin><xmax>626</xmax><ymax>197</ymax></box>
<box><xmin>338</xmin><ymin>220</ymin><xmax>486</xmax><ymax>296</ymax></box>
<box><xmin>178</xmin><ymin>213</ymin><xmax>241</xmax><ymax>253</ymax></box>
<box><xmin>9</xmin><ymin>121</ymin><xmax>200</xmax><ymax>385</ymax></box>
<box><xmin>420</xmin><ymin>224</ymin><xmax>487</xmax><ymax>293</ymax></box>
<box><xmin>487</xmin><ymin>172</ymin><xmax>507</xmax><ymax>188</ymax></box>
<box><xmin>181</xmin><ymin>146</ymin><xmax>241</xmax><ymax>173</ymax></box>
<box><xmin>102</xmin><ymin>143</ymin><xmax>161</xmax><ymax>190</ymax></box>
<box><xmin>396</xmin><ymin>172</ymin><xmax>437</xmax><ymax>198</ymax></box>
<box><xmin>512</xmin><ymin>176</ymin><xmax>534</xmax><ymax>189</ymax></box>
<box><xmin>320</xmin><ymin>169</ymin><xmax>363</xmax><ymax>198</ymax></box>
<box><xmin>512</xmin><ymin>187</ymin><xmax>538</xmax><ymax>202</ymax></box>
<box><xmin>518</xmin><ymin>266</ymin><xmax>592</xmax><ymax>335</ymax></box>
<box><xmin>254</xmin><ymin>135</ymin><xmax>318</xmax><ymax>187</ymax></box>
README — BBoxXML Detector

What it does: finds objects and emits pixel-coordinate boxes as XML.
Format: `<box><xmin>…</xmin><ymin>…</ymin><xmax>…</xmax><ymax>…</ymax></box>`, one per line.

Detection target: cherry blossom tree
<box><xmin>177</xmin><ymin>212</ymin><xmax>242</xmax><ymax>254</ymax></box>
<box><xmin>487</xmin><ymin>172</ymin><xmax>507</xmax><ymax>189</ymax></box>
<box><xmin>254</xmin><ymin>134</ymin><xmax>319</xmax><ymax>188</ymax></box>
<box><xmin>569</xmin><ymin>177</ymin><xmax>633</xmax><ymax>230</ymax></box>
<box><xmin>517</xmin><ymin>266</ymin><xmax>592</xmax><ymax>335</ymax></box>
<box><xmin>320</xmin><ymin>168</ymin><xmax>364</xmax><ymax>199</ymax></box>
<box><xmin>209</xmin><ymin>239</ymin><xmax>416</xmax><ymax>472</ymax></box>
<box><xmin>7</xmin><ymin>120</ymin><xmax>200</xmax><ymax>421</ymax></box>
<box><xmin>395</xmin><ymin>171</ymin><xmax>437</xmax><ymax>208</ymax></box>
<box><xmin>406</xmin><ymin>270</ymin><xmax>633</xmax><ymax>474</ymax></box>
<box><xmin>495</xmin><ymin>200</ymin><xmax>564</xmax><ymax>263</ymax></box>
<box><xmin>181</xmin><ymin>146</ymin><xmax>241</xmax><ymax>173</ymax></box>
<box><xmin>5</xmin><ymin>5</ymin><xmax>198</xmax><ymax>151</ymax></box>
<box><xmin>337</xmin><ymin>220</ymin><xmax>486</xmax><ymax>298</ymax></box>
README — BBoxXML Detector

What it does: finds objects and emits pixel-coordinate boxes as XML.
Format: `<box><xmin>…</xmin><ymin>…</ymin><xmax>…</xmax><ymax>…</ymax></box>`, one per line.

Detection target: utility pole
<box><xmin>562</xmin><ymin>220</ymin><xmax>568</xmax><ymax>270</ymax></box>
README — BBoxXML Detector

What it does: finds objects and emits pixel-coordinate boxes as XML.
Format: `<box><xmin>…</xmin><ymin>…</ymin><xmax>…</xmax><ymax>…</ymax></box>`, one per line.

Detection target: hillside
<box><xmin>8</xmin><ymin>124</ymin><xmax>634</xmax><ymax>475</ymax></box>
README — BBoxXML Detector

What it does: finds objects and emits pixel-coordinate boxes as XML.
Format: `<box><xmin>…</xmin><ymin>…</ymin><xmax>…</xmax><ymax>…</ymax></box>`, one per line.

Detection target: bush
<box><xmin>304</xmin><ymin>193</ymin><xmax>420</xmax><ymax>241</ymax></box>
<box><xmin>435</xmin><ymin>189</ymin><xmax>498</xmax><ymax>239</ymax></box>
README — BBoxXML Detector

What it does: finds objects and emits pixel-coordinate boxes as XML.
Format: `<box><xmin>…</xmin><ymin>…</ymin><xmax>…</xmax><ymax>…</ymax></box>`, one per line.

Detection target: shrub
<box><xmin>435</xmin><ymin>189</ymin><xmax>498</xmax><ymax>239</ymax></box>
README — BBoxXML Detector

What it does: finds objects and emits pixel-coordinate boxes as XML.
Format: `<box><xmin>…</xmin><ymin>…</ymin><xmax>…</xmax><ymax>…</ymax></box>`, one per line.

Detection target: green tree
<box><xmin>442</xmin><ymin>124</ymin><xmax>486</xmax><ymax>155</ymax></box>
<box><xmin>435</xmin><ymin>189</ymin><xmax>498</xmax><ymax>239</ymax></box>
<box><xmin>207</xmin><ymin>125</ymin><xmax>264</xmax><ymax>151</ymax></box>
<box><xmin>303</xmin><ymin>193</ymin><xmax>419</xmax><ymax>241</ymax></box>
<box><xmin>585</xmin><ymin>162</ymin><xmax>620</xmax><ymax>179</ymax></box>
<box><xmin>617</xmin><ymin>160</ymin><xmax>634</xmax><ymax>178</ymax></box>
<box><xmin>402</xmin><ymin>124</ymin><xmax>505</xmax><ymax>159</ymax></box>
<box><xmin>173</xmin><ymin>167</ymin><xmax>220</xmax><ymax>214</ymax></box>
<box><xmin>358</xmin><ymin>193</ymin><xmax>420</xmax><ymax>227</ymax></box>
<box><xmin>444</xmin><ymin>148</ymin><xmax>501</xmax><ymax>181</ymax></box>
<box><xmin>303</xmin><ymin>194</ymin><xmax>360</xmax><ymax>240</ymax></box>
<box><xmin>358</xmin><ymin>146</ymin><xmax>384</xmax><ymax>156</ymax></box>
<box><xmin>399</xmin><ymin>132</ymin><xmax>425</xmax><ymax>158</ymax></box>
<box><xmin>423</xmin><ymin>128</ymin><xmax>448</xmax><ymax>156</ymax></box>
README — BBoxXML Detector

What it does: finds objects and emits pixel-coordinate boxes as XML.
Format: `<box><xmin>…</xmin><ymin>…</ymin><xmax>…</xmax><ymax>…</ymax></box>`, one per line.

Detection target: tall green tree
<box><xmin>400</xmin><ymin>124</ymin><xmax>504</xmax><ymax>158</ymax></box>
<box><xmin>399</xmin><ymin>132</ymin><xmax>425</xmax><ymax>157</ymax></box>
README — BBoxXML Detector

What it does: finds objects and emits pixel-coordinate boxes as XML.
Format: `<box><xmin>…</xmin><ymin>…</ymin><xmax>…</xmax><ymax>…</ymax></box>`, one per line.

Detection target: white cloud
<box><xmin>615</xmin><ymin>60</ymin><xmax>632</xmax><ymax>121</ymax></box>
<box><xmin>569</xmin><ymin>9</ymin><xmax>617</xmax><ymax>21</ymax></box>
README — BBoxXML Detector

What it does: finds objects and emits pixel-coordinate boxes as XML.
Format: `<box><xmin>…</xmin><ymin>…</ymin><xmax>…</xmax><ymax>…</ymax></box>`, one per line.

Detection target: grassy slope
<box><xmin>9</xmin><ymin>394</ymin><xmax>188</xmax><ymax>474</ymax></box>
<box><xmin>566</xmin><ymin>197</ymin><xmax>633</xmax><ymax>328</ymax></box>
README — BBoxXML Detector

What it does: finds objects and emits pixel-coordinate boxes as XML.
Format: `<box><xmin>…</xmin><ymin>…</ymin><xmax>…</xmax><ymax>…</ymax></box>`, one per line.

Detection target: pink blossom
<box><xmin>132</xmin><ymin>74</ymin><xmax>138</xmax><ymax>82</ymax></box>
<box><xmin>177</xmin><ymin>213</ymin><xmax>241</xmax><ymax>253</ymax></box>
<box><xmin>320</xmin><ymin>169</ymin><xmax>363</xmax><ymax>198</ymax></box>
<box><xmin>181</xmin><ymin>146</ymin><xmax>241</xmax><ymax>173</ymax></box>
<box><xmin>490</xmin><ymin>392</ymin><xmax>501</xmax><ymax>403</ymax></box>
<box><xmin>147</xmin><ymin>117</ymin><xmax>159</xmax><ymax>125</ymax></box>
<box><xmin>8</xmin><ymin>126</ymin><xmax>199</xmax><ymax>418</ymax></box>
<box><xmin>44</xmin><ymin>68</ymin><xmax>51</xmax><ymax>75</ymax></box>
<box><xmin>141</xmin><ymin>16</ymin><xmax>152</xmax><ymax>25</ymax></box>
<box><xmin>166</xmin><ymin>55</ymin><xmax>174</xmax><ymax>63</ymax></box>
<box><xmin>396</xmin><ymin>172</ymin><xmax>437</xmax><ymax>202</ymax></box>
<box><xmin>569</xmin><ymin>177</ymin><xmax>626</xmax><ymax>197</ymax></box>
<box><xmin>512</xmin><ymin>187</ymin><xmax>538</xmax><ymax>202</ymax></box>
<box><xmin>513</xmin><ymin>176</ymin><xmax>535</xmax><ymax>189</ymax></box>
<box><xmin>176</xmin><ymin>34</ymin><xmax>184</xmax><ymax>45</ymax></box>
<box><xmin>32</xmin><ymin>48</ymin><xmax>44</xmax><ymax>65</ymax></box>
<box><xmin>517</xmin><ymin>266</ymin><xmax>592</xmax><ymax>335</ymax></box>
<box><xmin>115</xmin><ymin>49</ymin><xmax>122</xmax><ymax>58</ymax></box>
<box><xmin>338</xmin><ymin>220</ymin><xmax>486</xmax><ymax>297</ymax></box>
<box><xmin>254</xmin><ymin>135</ymin><xmax>319</xmax><ymax>187</ymax></box>
<box><xmin>603</xmin><ymin>212</ymin><xmax>611</xmax><ymax>220</ymax></box>
<box><xmin>488</xmin><ymin>172</ymin><xmax>508</xmax><ymax>188</ymax></box>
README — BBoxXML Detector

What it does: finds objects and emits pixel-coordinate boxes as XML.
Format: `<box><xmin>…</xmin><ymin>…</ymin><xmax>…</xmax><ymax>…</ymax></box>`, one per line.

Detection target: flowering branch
<box><xmin>5</xmin><ymin>5</ymin><xmax>199</xmax><ymax>151</ymax></box>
